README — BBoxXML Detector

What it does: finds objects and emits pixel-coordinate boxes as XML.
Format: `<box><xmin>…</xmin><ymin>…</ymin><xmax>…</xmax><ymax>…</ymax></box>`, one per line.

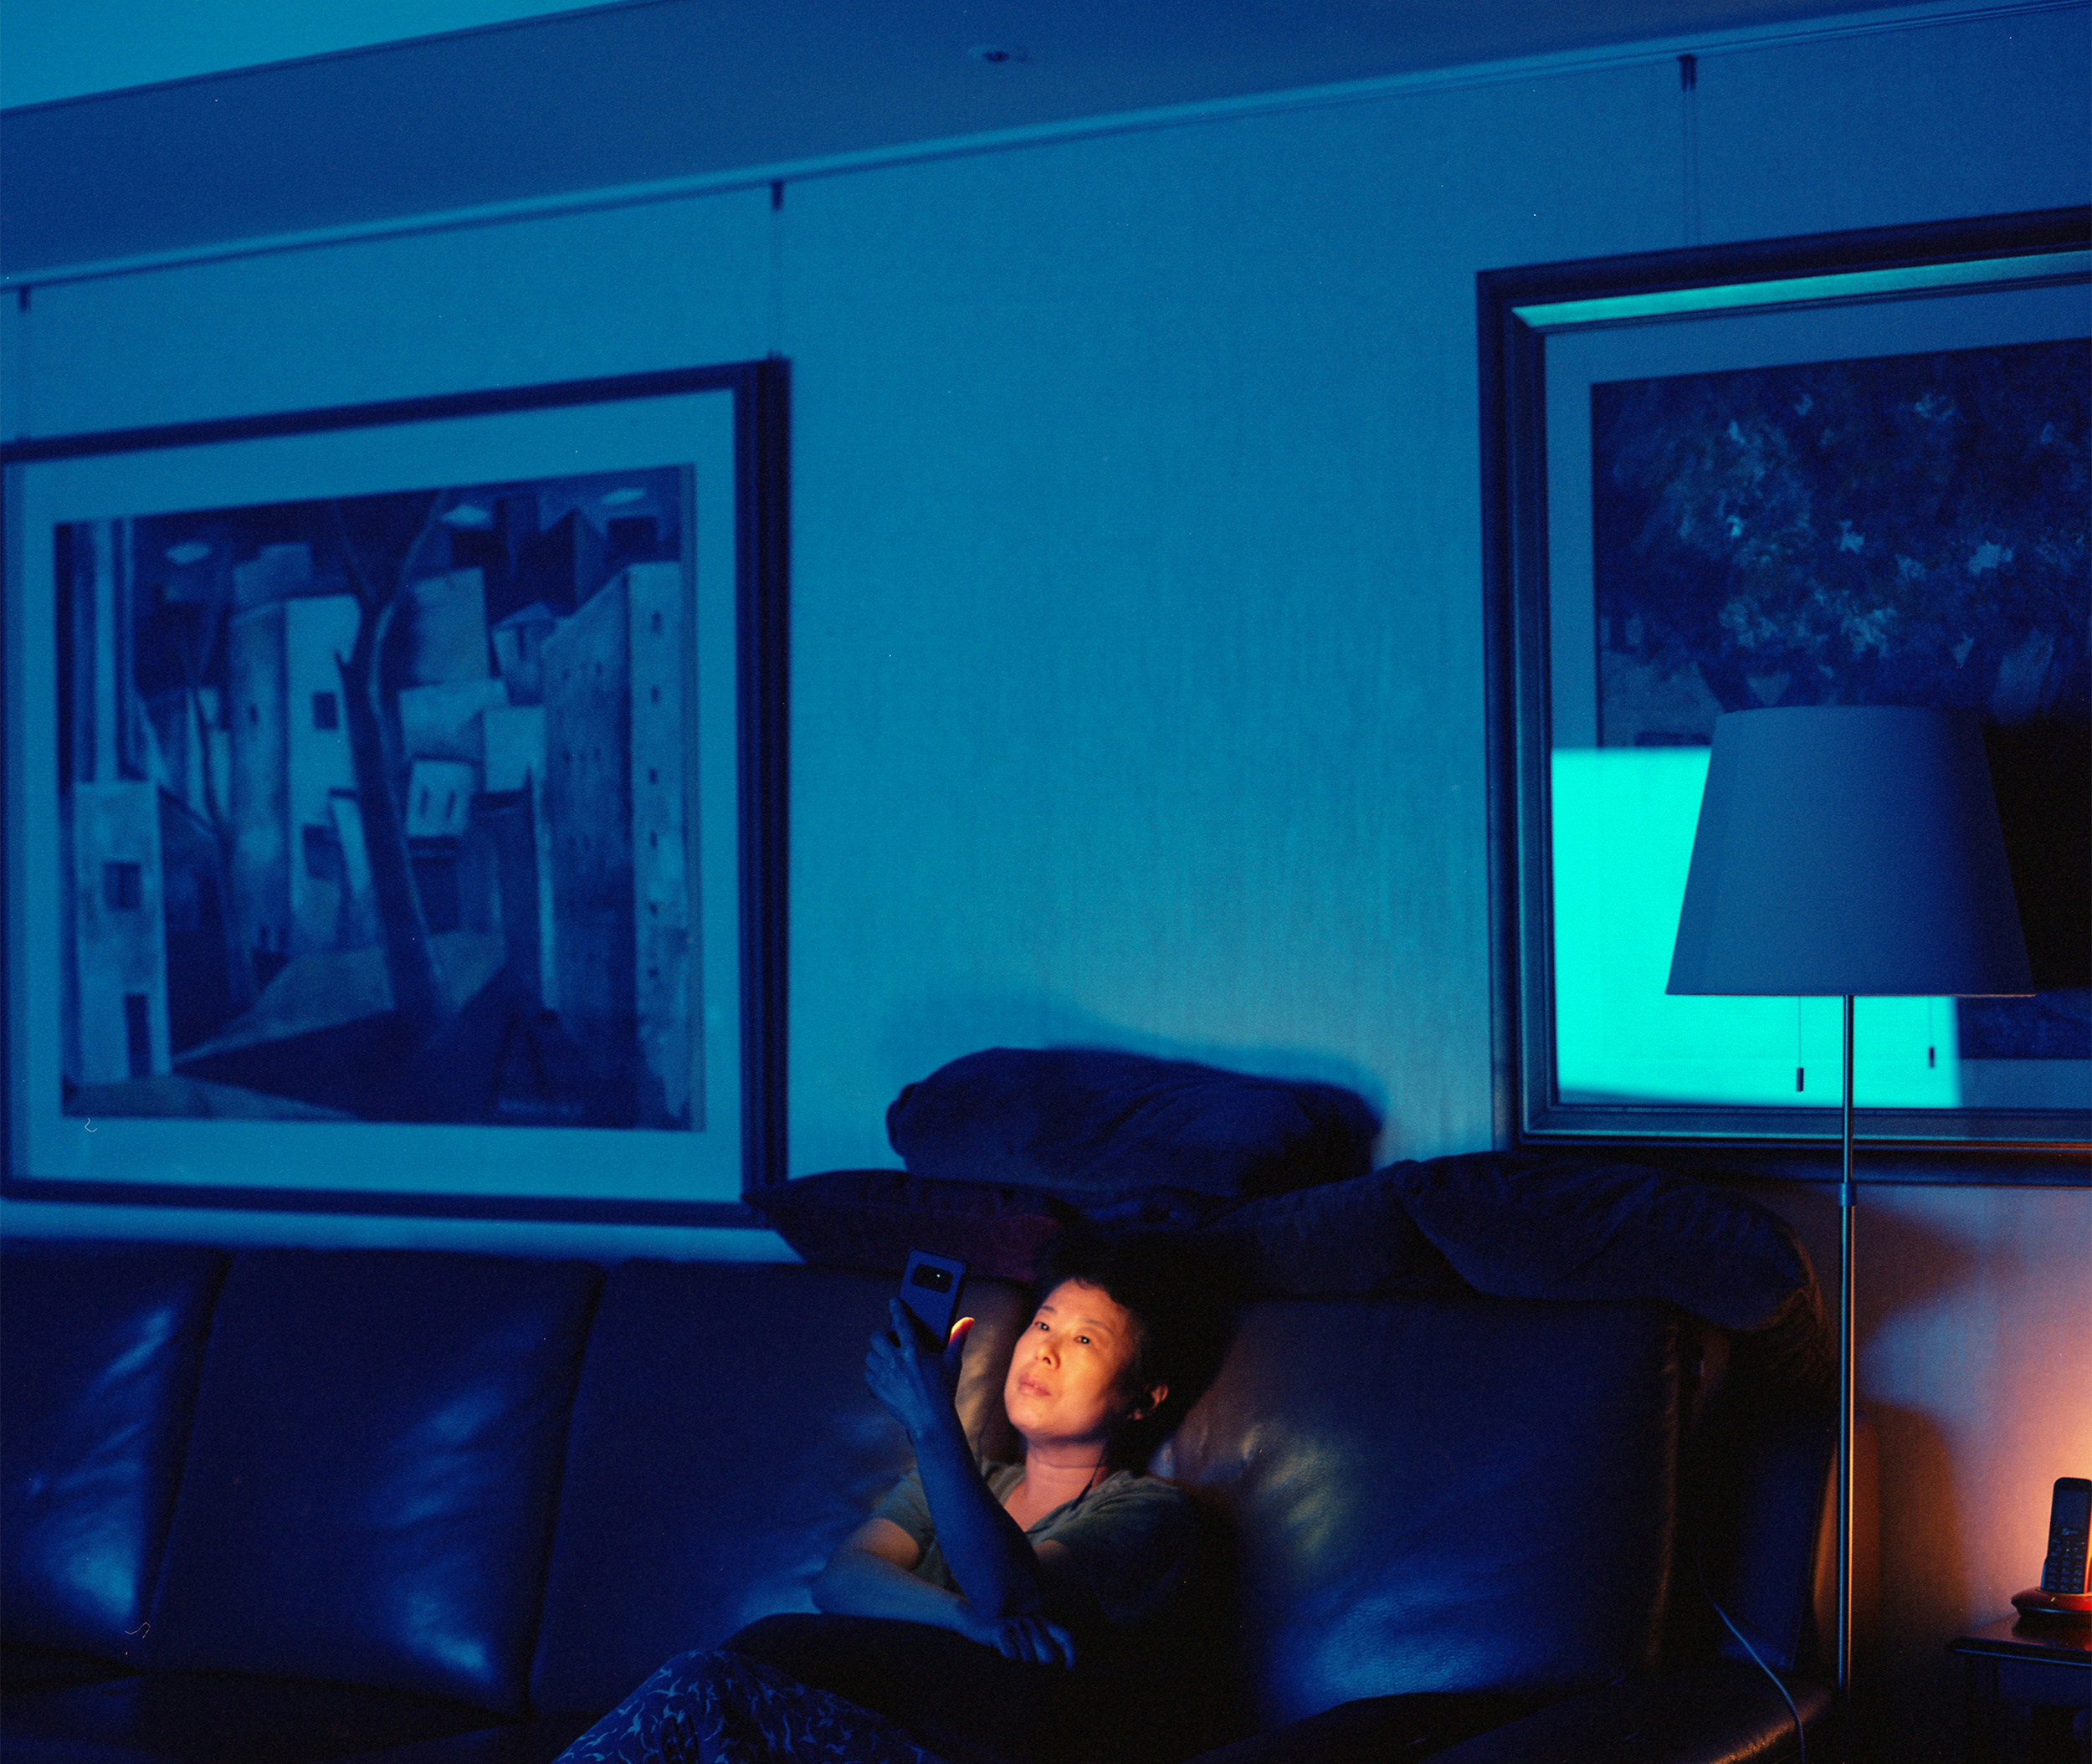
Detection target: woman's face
<box><xmin>1003</xmin><ymin>1279</ymin><xmax>1156</xmax><ymax>1456</ymax></box>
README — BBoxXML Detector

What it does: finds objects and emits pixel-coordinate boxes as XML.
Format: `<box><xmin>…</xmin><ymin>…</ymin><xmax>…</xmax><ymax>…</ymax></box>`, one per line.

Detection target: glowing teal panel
<box><xmin>1550</xmin><ymin>749</ymin><xmax>1961</xmax><ymax>1107</ymax></box>
<box><xmin>1512</xmin><ymin>251</ymin><xmax>2089</xmax><ymax>331</ymax></box>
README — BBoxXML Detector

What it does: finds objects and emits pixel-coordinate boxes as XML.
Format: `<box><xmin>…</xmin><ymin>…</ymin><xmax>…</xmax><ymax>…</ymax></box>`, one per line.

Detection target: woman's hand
<box><xmin>864</xmin><ymin>1299</ymin><xmax>975</xmax><ymax>1444</ymax></box>
<box><xmin>955</xmin><ymin>1601</ymin><xmax>1079</xmax><ymax>1670</ymax></box>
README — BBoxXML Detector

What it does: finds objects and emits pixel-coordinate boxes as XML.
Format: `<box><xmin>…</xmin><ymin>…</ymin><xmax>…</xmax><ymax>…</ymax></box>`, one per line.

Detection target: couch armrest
<box><xmin>1423</xmin><ymin>1660</ymin><xmax>1833</xmax><ymax>1764</ymax></box>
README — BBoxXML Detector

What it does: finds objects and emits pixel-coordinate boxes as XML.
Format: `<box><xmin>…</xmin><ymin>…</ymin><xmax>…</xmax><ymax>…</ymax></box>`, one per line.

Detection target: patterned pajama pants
<box><xmin>552</xmin><ymin>1648</ymin><xmax>953</xmax><ymax>1764</ymax></box>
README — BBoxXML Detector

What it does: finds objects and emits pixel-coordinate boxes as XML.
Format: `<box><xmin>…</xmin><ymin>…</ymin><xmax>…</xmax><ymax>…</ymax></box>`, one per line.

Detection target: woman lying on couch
<box><xmin>555</xmin><ymin>1232</ymin><xmax>1217</xmax><ymax>1764</ymax></box>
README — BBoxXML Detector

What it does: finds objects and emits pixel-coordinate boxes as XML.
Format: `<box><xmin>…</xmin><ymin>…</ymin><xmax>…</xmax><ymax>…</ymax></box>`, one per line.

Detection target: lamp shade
<box><xmin>1667</xmin><ymin>706</ymin><xmax>2033</xmax><ymax>998</ymax></box>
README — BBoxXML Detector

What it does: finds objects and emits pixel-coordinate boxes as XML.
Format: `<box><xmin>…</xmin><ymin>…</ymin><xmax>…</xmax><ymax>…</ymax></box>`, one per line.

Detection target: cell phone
<box><xmin>899</xmin><ymin>1249</ymin><xmax>968</xmax><ymax>1346</ymax></box>
<box><xmin>2039</xmin><ymin>1476</ymin><xmax>2091</xmax><ymax>1596</ymax></box>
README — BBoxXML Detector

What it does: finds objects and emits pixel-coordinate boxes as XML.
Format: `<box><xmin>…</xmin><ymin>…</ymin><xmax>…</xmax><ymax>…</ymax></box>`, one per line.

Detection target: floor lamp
<box><xmin>1666</xmin><ymin>705</ymin><xmax>2033</xmax><ymax>1756</ymax></box>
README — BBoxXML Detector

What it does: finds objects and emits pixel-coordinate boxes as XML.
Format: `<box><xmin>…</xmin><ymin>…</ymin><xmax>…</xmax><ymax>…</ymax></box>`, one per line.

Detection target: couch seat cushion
<box><xmin>0</xmin><ymin>1671</ymin><xmax>505</xmax><ymax>1764</ymax></box>
<box><xmin>331</xmin><ymin>1713</ymin><xmax>597</xmax><ymax>1762</ymax></box>
<box><xmin>1</xmin><ymin>1643</ymin><xmax>136</xmax><ymax>1694</ymax></box>
<box><xmin>1180</xmin><ymin>1689</ymin><xmax>1547</xmax><ymax>1762</ymax></box>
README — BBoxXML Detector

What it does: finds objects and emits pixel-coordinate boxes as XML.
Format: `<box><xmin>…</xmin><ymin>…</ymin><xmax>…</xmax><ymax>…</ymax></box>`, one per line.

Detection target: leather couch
<box><xmin>1</xmin><ymin>1228</ymin><xmax>1839</xmax><ymax>1763</ymax></box>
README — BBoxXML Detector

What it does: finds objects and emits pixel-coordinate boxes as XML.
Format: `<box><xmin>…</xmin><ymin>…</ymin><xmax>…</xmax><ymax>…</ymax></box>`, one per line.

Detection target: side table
<box><xmin>1950</xmin><ymin>1615</ymin><xmax>2092</xmax><ymax>1764</ymax></box>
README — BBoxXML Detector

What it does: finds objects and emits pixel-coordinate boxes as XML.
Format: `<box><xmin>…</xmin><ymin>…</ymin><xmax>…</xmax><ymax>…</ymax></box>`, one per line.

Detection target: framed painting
<box><xmin>2</xmin><ymin>362</ymin><xmax>788</xmax><ymax>1220</ymax></box>
<box><xmin>1479</xmin><ymin>209</ymin><xmax>2090</xmax><ymax>1162</ymax></box>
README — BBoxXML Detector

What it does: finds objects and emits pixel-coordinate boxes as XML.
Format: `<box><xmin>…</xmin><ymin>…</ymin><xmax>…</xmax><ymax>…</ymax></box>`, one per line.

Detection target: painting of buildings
<box><xmin>54</xmin><ymin>466</ymin><xmax>698</xmax><ymax>1129</ymax></box>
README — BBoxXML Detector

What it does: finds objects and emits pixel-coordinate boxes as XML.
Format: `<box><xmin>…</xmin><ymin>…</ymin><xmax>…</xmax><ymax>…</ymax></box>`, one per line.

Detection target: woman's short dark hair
<box><xmin>1033</xmin><ymin>1226</ymin><xmax>1230</xmax><ymax>1460</ymax></box>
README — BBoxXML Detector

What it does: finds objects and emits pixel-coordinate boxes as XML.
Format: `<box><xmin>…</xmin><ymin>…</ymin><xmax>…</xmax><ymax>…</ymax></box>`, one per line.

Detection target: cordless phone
<box><xmin>2013</xmin><ymin>1474</ymin><xmax>2092</xmax><ymax>1623</ymax></box>
<box><xmin>2039</xmin><ymin>1477</ymin><xmax>2090</xmax><ymax>1597</ymax></box>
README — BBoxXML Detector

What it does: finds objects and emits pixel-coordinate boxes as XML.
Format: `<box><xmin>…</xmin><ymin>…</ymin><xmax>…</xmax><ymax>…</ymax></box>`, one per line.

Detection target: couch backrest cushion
<box><xmin>0</xmin><ymin>1241</ymin><xmax>227</xmax><ymax>1665</ymax></box>
<box><xmin>1391</xmin><ymin>1153</ymin><xmax>1820</xmax><ymax>1333</ymax></box>
<box><xmin>145</xmin><ymin>1249</ymin><xmax>600</xmax><ymax>1715</ymax></box>
<box><xmin>1157</xmin><ymin>1292</ymin><xmax>1683</xmax><ymax>1732</ymax></box>
<box><xmin>529</xmin><ymin>1261</ymin><xmax>1032</xmax><ymax>1715</ymax></box>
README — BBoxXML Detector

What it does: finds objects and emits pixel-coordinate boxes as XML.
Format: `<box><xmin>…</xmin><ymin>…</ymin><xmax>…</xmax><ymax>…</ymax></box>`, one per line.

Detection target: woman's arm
<box><xmin>815</xmin><ymin>1516</ymin><xmax>1078</xmax><ymax>1666</ymax></box>
<box><xmin>812</xmin><ymin>1516</ymin><xmax>956</xmax><ymax>1623</ymax></box>
<box><xmin>850</xmin><ymin>1302</ymin><xmax>1079</xmax><ymax>1666</ymax></box>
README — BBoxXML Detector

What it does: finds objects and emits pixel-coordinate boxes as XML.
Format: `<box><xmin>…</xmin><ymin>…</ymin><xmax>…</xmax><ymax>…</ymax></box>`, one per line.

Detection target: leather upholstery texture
<box><xmin>1158</xmin><ymin>1291</ymin><xmax>1683</xmax><ymax>1731</ymax></box>
<box><xmin>1179</xmin><ymin>1689</ymin><xmax>1549</xmax><ymax>1762</ymax></box>
<box><xmin>0</xmin><ymin>1243</ymin><xmax>227</xmax><ymax>1667</ymax></box>
<box><xmin>527</xmin><ymin>1262</ymin><xmax>1032</xmax><ymax>1715</ymax></box>
<box><xmin>144</xmin><ymin>1249</ymin><xmax>601</xmax><ymax>1715</ymax></box>
<box><xmin>1</xmin><ymin>1238</ymin><xmax>1838</xmax><ymax>1764</ymax></box>
<box><xmin>1693</xmin><ymin>1402</ymin><xmax>1838</xmax><ymax>1675</ymax></box>
<box><xmin>1418</xmin><ymin>1658</ymin><xmax>1833</xmax><ymax>1763</ymax></box>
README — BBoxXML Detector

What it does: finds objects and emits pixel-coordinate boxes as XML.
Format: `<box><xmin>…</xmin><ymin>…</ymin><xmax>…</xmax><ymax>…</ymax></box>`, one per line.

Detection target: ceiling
<box><xmin>0</xmin><ymin>0</ymin><xmax>1972</xmax><ymax>277</ymax></box>
<box><xmin>0</xmin><ymin>0</ymin><xmax>603</xmax><ymax>108</ymax></box>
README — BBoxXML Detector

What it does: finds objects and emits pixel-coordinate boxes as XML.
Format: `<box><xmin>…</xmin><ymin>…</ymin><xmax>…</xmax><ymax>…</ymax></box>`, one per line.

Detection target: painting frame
<box><xmin>1479</xmin><ymin>209</ymin><xmax>2090</xmax><ymax>1172</ymax></box>
<box><xmin>2</xmin><ymin>360</ymin><xmax>789</xmax><ymax>1223</ymax></box>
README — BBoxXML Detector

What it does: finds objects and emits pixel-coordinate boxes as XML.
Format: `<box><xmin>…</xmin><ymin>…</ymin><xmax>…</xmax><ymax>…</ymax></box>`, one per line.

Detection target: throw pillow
<box><xmin>886</xmin><ymin>1048</ymin><xmax>1378</xmax><ymax>1202</ymax></box>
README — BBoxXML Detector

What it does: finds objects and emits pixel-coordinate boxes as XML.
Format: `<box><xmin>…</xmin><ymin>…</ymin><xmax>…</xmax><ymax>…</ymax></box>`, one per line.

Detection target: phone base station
<box><xmin>2010</xmin><ymin>1587</ymin><xmax>2092</xmax><ymax>1625</ymax></box>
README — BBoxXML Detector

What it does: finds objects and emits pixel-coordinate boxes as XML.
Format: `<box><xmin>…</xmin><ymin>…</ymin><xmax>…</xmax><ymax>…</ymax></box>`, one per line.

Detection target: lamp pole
<box><xmin>1837</xmin><ymin>993</ymin><xmax>1855</xmax><ymax>1753</ymax></box>
<box><xmin>1665</xmin><ymin>705</ymin><xmax>2034</xmax><ymax>1764</ymax></box>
